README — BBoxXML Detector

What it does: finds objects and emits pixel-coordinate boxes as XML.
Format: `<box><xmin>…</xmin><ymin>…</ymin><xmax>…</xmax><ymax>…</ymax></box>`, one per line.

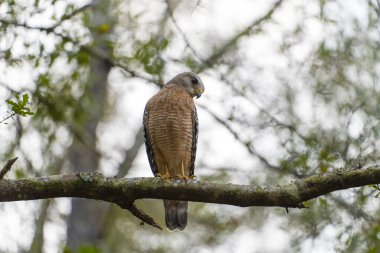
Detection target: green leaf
<box><xmin>5</xmin><ymin>93</ymin><xmax>34</xmax><ymax>119</ymax></box>
<box><xmin>22</xmin><ymin>93</ymin><xmax>29</xmax><ymax>106</ymax></box>
<box><xmin>5</xmin><ymin>100</ymin><xmax>18</xmax><ymax>107</ymax></box>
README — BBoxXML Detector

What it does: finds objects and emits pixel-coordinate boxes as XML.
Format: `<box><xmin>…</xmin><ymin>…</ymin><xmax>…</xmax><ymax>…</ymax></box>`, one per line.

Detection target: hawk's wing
<box><xmin>189</xmin><ymin>107</ymin><xmax>198</xmax><ymax>176</ymax></box>
<box><xmin>143</xmin><ymin>105</ymin><xmax>158</xmax><ymax>175</ymax></box>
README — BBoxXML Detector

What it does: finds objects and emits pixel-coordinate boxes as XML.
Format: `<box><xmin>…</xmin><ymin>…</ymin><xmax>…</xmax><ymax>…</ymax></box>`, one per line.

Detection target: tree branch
<box><xmin>198</xmin><ymin>104</ymin><xmax>278</xmax><ymax>170</ymax></box>
<box><xmin>197</xmin><ymin>0</ymin><xmax>284</xmax><ymax>72</ymax></box>
<box><xmin>117</xmin><ymin>201</ymin><xmax>162</xmax><ymax>230</ymax></box>
<box><xmin>0</xmin><ymin>166</ymin><xmax>380</xmax><ymax>228</ymax></box>
<box><xmin>0</xmin><ymin>19</ymin><xmax>158</xmax><ymax>84</ymax></box>
<box><xmin>164</xmin><ymin>0</ymin><xmax>204</xmax><ymax>62</ymax></box>
<box><xmin>0</xmin><ymin>157</ymin><xmax>18</xmax><ymax>179</ymax></box>
<box><xmin>48</xmin><ymin>3</ymin><xmax>94</xmax><ymax>31</ymax></box>
<box><xmin>116</xmin><ymin>127</ymin><xmax>144</xmax><ymax>178</ymax></box>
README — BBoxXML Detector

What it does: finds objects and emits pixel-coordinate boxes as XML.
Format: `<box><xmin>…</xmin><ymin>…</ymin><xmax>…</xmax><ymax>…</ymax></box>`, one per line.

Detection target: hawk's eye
<box><xmin>191</xmin><ymin>77</ymin><xmax>198</xmax><ymax>85</ymax></box>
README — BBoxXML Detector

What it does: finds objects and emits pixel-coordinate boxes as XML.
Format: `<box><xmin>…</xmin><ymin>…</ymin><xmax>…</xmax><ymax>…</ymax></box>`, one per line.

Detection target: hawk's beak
<box><xmin>195</xmin><ymin>86</ymin><xmax>205</xmax><ymax>99</ymax></box>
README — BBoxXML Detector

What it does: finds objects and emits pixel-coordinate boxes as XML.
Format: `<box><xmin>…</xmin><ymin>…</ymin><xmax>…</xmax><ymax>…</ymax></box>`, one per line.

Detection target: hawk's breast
<box><xmin>145</xmin><ymin>85</ymin><xmax>195</xmax><ymax>176</ymax></box>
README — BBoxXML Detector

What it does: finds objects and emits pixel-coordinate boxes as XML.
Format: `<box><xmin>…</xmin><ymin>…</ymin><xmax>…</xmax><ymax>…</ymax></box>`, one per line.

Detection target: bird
<box><xmin>143</xmin><ymin>72</ymin><xmax>205</xmax><ymax>231</ymax></box>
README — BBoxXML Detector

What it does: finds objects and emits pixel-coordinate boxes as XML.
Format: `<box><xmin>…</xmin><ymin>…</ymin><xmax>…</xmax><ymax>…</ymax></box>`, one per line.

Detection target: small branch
<box><xmin>0</xmin><ymin>19</ymin><xmax>158</xmax><ymax>85</ymax></box>
<box><xmin>49</xmin><ymin>3</ymin><xmax>94</xmax><ymax>30</ymax></box>
<box><xmin>0</xmin><ymin>4</ymin><xmax>93</xmax><ymax>33</ymax></box>
<box><xmin>197</xmin><ymin>0</ymin><xmax>284</xmax><ymax>72</ymax></box>
<box><xmin>116</xmin><ymin>127</ymin><xmax>144</xmax><ymax>178</ymax></box>
<box><xmin>0</xmin><ymin>112</ymin><xmax>16</xmax><ymax>124</ymax></box>
<box><xmin>117</xmin><ymin>201</ymin><xmax>162</xmax><ymax>230</ymax></box>
<box><xmin>0</xmin><ymin>157</ymin><xmax>18</xmax><ymax>179</ymax></box>
<box><xmin>198</xmin><ymin>104</ymin><xmax>278</xmax><ymax>170</ymax></box>
<box><xmin>164</xmin><ymin>0</ymin><xmax>204</xmax><ymax>62</ymax></box>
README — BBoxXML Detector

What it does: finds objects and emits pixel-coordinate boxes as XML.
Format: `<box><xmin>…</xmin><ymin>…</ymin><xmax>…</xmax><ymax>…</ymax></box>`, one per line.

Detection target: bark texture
<box><xmin>1</xmin><ymin>166</ymin><xmax>379</xmax><ymax>208</ymax></box>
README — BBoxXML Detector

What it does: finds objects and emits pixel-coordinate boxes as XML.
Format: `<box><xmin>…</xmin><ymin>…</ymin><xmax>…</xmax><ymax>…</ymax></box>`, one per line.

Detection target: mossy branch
<box><xmin>0</xmin><ymin>166</ymin><xmax>380</xmax><ymax>229</ymax></box>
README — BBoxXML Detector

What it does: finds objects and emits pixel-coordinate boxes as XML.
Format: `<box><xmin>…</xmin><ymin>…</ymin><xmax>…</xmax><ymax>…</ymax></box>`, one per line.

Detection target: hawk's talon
<box><xmin>174</xmin><ymin>175</ymin><xmax>187</xmax><ymax>181</ymax></box>
<box><xmin>154</xmin><ymin>173</ymin><xmax>171</xmax><ymax>179</ymax></box>
<box><xmin>189</xmin><ymin>175</ymin><xmax>198</xmax><ymax>183</ymax></box>
<box><xmin>174</xmin><ymin>174</ymin><xmax>197</xmax><ymax>182</ymax></box>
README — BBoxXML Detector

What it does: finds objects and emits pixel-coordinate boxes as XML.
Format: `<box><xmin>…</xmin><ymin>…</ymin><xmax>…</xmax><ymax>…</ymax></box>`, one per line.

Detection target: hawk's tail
<box><xmin>163</xmin><ymin>200</ymin><xmax>188</xmax><ymax>231</ymax></box>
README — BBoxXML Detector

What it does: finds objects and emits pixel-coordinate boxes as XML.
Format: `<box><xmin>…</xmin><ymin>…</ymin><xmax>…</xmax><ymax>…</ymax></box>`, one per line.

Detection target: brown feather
<box><xmin>145</xmin><ymin>83</ymin><xmax>195</xmax><ymax>177</ymax></box>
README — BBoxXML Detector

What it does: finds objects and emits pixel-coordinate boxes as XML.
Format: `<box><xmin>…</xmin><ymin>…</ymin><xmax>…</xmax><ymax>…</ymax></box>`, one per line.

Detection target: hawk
<box><xmin>143</xmin><ymin>72</ymin><xmax>205</xmax><ymax>230</ymax></box>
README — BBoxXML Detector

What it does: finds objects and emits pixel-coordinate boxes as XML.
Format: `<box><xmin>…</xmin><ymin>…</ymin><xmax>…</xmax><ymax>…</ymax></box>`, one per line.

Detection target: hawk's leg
<box><xmin>176</xmin><ymin>162</ymin><xmax>197</xmax><ymax>181</ymax></box>
<box><xmin>154</xmin><ymin>165</ymin><xmax>171</xmax><ymax>179</ymax></box>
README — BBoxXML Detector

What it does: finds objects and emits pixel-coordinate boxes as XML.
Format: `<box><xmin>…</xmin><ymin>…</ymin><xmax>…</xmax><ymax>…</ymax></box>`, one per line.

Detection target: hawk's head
<box><xmin>168</xmin><ymin>72</ymin><xmax>205</xmax><ymax>99</ymax></box>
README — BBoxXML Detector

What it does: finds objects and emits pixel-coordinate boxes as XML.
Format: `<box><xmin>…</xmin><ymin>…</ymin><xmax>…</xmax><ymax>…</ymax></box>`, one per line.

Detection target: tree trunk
<box><xmin>66</xmin><ymin>0</ymin><xmax>114</xmax><ymax>249</ymax></box>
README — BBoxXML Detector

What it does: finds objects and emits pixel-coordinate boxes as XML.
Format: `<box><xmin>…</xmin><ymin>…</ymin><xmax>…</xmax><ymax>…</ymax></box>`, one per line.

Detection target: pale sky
<box><xmin>0</xmin><ymin>0</ymin><xmax>372</xmax><ymax>252</ymax></box>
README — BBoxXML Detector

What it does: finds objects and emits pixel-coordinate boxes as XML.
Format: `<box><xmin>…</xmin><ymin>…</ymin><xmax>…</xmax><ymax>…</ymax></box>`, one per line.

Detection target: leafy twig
<box><xmin>370</xmin><ymin>184</ymin><xmax>380</xmax><ymax>198</ymax></box>
<box><xmin>0</xmin><ymin>19</ymin><xmax>158</xmax><ymax>84</ymax></box>
<box><xmin>5</xmin><ymin>93</ymin><xmax>34</xmax><ymax>117</ymax></box>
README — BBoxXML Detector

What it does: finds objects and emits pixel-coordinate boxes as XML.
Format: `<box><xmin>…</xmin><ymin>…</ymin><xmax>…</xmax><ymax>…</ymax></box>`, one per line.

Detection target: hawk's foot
<box><xmin>154</xmin><ymin>173</ymin><xmax>171</xmax><ymax>179</ymax></box>
<box><xmin>175</xmin><ymin>174</ymin><xmax>197</xmax><ymax>182</ymax></box>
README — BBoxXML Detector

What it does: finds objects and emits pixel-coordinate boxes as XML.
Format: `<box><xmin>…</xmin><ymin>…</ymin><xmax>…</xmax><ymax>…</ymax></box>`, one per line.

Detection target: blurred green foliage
<box><xmin>0</xmin><ymin>0</ymin><xmax>380</xmax><ymax>252</ymax></box>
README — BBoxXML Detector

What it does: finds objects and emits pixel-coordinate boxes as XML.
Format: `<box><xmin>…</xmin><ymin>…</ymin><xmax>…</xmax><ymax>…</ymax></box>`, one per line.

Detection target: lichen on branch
<box><xmin>0</xmin><ymin>166</ymin><xmax>379</xmax><ymax>229</ymax></box>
